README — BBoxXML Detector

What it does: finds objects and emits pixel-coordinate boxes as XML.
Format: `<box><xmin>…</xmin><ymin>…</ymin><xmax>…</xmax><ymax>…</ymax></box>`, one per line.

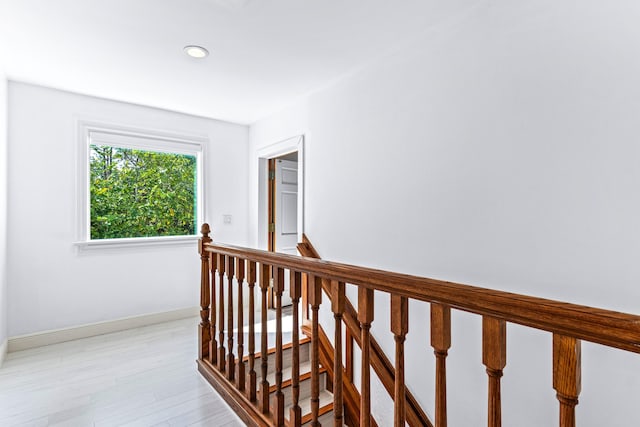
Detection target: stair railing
<box><xmin>297</xmin><ymin>235</ymin><xmax>431</xmax><ymax>427</ymax></box>
<box><xmin>197</xmin><ymin>224</ymin><xmax>640</xmax><ymax>427</ymax></box>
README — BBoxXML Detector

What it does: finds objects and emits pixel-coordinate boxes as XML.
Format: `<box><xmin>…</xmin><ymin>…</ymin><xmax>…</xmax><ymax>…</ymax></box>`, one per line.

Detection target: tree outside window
<box><xmin>89</xmin><ymin>145</ymin><xmax>198</xmax><ymax>240</ymax></box>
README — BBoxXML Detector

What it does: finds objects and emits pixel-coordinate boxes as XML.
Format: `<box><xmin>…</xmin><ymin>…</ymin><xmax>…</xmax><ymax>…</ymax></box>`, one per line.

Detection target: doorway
<box><xmin>269</xmin><ymin>152</ymin><xmax>298</xmax><ymax>255</ymax></box>
<box><xmin>257</xmin><ymin>135</ymin><xmax>304</xmax><ymax>308</ymax></box>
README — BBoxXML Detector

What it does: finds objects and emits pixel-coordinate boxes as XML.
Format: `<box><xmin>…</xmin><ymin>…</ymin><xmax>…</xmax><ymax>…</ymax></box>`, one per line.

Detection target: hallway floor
<box><xmin>0</xmin><ymin>317</ymin><xmax>244</xmax><ymax>427</ymax></box>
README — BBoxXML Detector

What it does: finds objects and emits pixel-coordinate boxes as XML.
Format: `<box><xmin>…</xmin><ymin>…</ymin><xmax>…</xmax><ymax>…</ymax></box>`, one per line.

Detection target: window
<box><xmin>89</xmin><ymin>145</ymin><xmax>197</xmax><ymax>239</ymax></box>
<box><xmin>77</xmin><ymin>122</ymin><xmax>205</xmax><ymax>247</ymax></box>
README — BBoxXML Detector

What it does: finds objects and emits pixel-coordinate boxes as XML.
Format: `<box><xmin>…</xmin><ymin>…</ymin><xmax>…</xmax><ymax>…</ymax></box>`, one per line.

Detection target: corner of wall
<box><xmin>0</xmin><ymin>337</ymin><xmax>7</xmax><ymax>367</ymax></box>
<box><xmin>0</xmin><ymin>75</ymin><xmax>8</xmax><ymax>366</ymax></box>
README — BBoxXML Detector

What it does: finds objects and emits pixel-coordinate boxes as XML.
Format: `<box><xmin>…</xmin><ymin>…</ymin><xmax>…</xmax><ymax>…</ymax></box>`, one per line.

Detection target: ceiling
<box><xmin>0</xmin><ymin>0</ymin><xmax>479</xmax><ymax>124</ymax></box>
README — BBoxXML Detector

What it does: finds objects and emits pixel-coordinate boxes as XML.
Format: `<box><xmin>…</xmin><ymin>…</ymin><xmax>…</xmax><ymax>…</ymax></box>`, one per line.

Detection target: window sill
<box><xmin>74</xmin><ymin>235</ymin><xmax>199</xmax><ymax>250</ymax></box>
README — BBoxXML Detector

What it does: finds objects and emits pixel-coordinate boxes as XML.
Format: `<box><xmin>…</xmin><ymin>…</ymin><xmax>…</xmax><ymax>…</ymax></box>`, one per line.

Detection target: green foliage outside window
<box><xmin>90</xmin><ymin>145</ymin><xmax>197</xmax><ymax>239</ymax></box>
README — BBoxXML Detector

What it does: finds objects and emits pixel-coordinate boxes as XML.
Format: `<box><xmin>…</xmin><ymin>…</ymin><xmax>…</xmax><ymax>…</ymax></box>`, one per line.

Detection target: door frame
<box><xmin>256</xmin><ymin>135</ymin><xmax>304</xmax><ymax>252</ymax></box>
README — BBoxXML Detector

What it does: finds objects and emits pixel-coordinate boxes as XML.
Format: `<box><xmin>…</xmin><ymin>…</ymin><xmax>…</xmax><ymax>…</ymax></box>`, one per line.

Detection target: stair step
<box><xmin>314</xmin><ymin>410</ymin><xmax>347</xmax><ymax>426</ymax></box>
<box><xmin>272</xmin><ymin>369</ymin><xmax>328</xmax><ymax>406</ymax></box>
<box><xmin>242</xmin><ymin>338</ymin><xmax>341</xmax><ymax>426</ymax></box>
<box><xmin>246</xmin><ymin>337</ymin><xmax>312</xmax><ymax>362</ymax></box>
<box><xmin>244</xmin><ymin>339</ymin><xmax>312</xmax><ymax>377</ymax></box>
<box><xmin>266</xmin><ymin>360</ymin><xmax>326</xmax><ymax>392</ymax></box>
<box><xmin>284</xmin><ymin>389</ymin><xmax>334</xmax><ymax>425</ymax></box>
<box><xmin>269</xmin><ymin>342</ymin><xmax>311</xmax><ymax>377</ymax></box>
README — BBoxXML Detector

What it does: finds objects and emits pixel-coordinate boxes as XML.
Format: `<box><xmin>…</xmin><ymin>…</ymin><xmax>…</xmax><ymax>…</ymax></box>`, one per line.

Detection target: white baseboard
<box><xmin>0</xmin><ymin>338</ymin><xmax>7</xmax><ymax>367</ymax></box>
<box><xmin>8</xmin><ymin>306</ymin><xmax>199</xmax><ymax>353</ymax></box>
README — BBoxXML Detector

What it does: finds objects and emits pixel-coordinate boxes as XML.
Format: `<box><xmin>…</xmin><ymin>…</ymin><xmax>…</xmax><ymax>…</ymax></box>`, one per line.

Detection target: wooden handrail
<box><xmin>204</xmin><ymin>241</ymin><xmax>640</xmax><ymax>353</ymax></box>
<box><xmin>298</xmin><ymin>237</ymin><xmax>432</xmax><ymax>427</ymax></box>
<box><xmin>198</xmin><ymin>226</ymin><xmax>640</xmax><ymax>427</ymax></box>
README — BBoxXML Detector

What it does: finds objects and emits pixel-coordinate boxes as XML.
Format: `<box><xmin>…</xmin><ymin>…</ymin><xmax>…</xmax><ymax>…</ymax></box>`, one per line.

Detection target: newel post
<box><xmin>198</xmin><ymin>223</ymin><xmax>213</xmax><ymax>360</ymax></box>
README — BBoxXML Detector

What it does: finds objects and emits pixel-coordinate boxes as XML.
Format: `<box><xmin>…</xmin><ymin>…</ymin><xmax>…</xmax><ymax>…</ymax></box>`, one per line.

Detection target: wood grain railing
<box><xmin>297</xmin><ymin>236</ymin><xmax>432</xmax><ymax>427</ymax></box>
<box><xmin>197</xmin><ymin>224</ymin><xmax>640</xmax><ymax>427</ymax></box>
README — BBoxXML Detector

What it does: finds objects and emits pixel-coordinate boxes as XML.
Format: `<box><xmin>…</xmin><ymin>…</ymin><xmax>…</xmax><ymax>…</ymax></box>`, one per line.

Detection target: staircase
<box><xmin>196</xmin><ymin>223</ymin><xmax>640</xmax><ymax>427</ymax></box>
<box><xmin>259</xmin><ymin>338</ymin><xmax>337</xmax><ymax>425</ymax></box>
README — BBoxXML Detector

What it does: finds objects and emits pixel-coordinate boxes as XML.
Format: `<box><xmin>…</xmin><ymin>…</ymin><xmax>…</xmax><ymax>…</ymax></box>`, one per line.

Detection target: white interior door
<box><xmin>275</xmin><ymin>158</ymin><xmax>298</xmax><ymax>306</ymax></box>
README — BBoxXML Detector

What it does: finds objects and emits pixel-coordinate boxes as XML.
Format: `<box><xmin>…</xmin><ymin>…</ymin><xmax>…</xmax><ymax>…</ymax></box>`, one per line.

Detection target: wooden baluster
<box><xmin>236</xmin><ymin>257</ymin><xmax>245</xmax><ymax>391</ymax></box>
<box><xmin>302</xmin><ymin>271</ymin><xmax>309</xmax><ymax>323</ymax></box>
<box><xmin>209</xmin><ymin>252</ymin><xmax>218</xmax><ymax>365</ymax></box>
<box><xmin>431</xmin><ymin>303</ymin><xmax>451</xmax><ymax>427</ymax></box>
<box><xmin>289</xmin><ymin>270</ymin><xmax>302</xmax><ymax>426</ymax></box>
<box><xmin>391</xmin><ymin>295</ymin><xmax>408</xmax><ymax>427</ymax></box>
<box><xmin>482</xmin><ymin>316</ymin><xmax>506</xmax><ymax>427</ymax></box>
<box><xmin>246</xmin><ymin>261</ymin><xmax>257</xmax><ymax>402</ymax></box>
<box><xmin>553</xmin><ymin>335</ymin><xmax>581</xmax><ymax>427</ymax></box>
<box><xmin>273</xmin><ymin>267</ymin><xmax>285</xmax><ymax>426</ymax></box>
<box><xmin>259</xmin><ymin>263</ymin><xmax>271</xmax><ymax>414</ymax></box>
<box><xmin>331</xmin><ymin>281</ymin><xmax>346</xmax><ymax>427</ymax></box>
<box><xmin>226</xmin><ymin>256</ymin><xmax>236</xmax><ymax>381</ymax></box>
<box><xmin>358</xmin><ymin>286</ymin><xmax>374</xmax><ymax>427</ymax></box>
<box><xmin>217</xmin><ymin>253</ymin><xmax>226</xmax><ymax>371</ymax></box>
<box><xmin>198</xmin><ymin>224</ymin><xmax>212</xmax><ymax>360</ymax></box>
<box><xmin>345</xmin><ymin>328</ymin><xmax>354</xmax><ymax>383</ymax></box>
<box><xmin>309</xmin><ymin>275</ymin><xmax>323</xmax><ymax>427</ymax></box>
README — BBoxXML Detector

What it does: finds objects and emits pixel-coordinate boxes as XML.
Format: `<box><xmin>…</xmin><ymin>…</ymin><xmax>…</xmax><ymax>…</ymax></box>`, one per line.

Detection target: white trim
<box><xmin>8</xmin><ymin>306</ymin><xmax>199</xmax><ymax>352</ymax></box>
<box><xmin>256</xmin><ymin>135</ymin><xmax>305</xmax><ymax>250</ymax></box>
<box><xmin>77</xmin><ymin>120</ymin><xmax>209</xmax><ymax>146</ymax></box>
<box><xmin>74</xmin><ymin>234</ymin><xmax>198</xmax><ymax>249</ymax></box>
<box><xmin>0</xmin><ymin>338</ymin><xmax>7</xmax><ymax>367</ymax></box>
<box><xmin>75</xmin><ymin>119</ymin><xmax>207</xmax><ymax>248</ymax></box>
<box><xmin>89</xmin><ymin>131</ymin><xmax>202</xmax><ymax>155</ymax></box>
<box><xmin>256</xmin><ymin>134</ymin><xmax>303</xmax><ymax>159</ymax></box>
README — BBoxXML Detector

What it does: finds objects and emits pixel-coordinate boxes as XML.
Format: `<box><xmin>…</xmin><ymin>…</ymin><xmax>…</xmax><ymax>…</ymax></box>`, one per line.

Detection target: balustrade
<box><xmin>196</xmin><ymin>224</ymin><xmax>640</xmax><ymax>427</ymax></box>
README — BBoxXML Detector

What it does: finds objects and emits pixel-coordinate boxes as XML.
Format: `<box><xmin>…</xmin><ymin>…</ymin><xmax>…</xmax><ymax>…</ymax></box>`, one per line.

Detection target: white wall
<box><xmin>250</xmin><ymin>1</ymin><xmax>640</xmax><ymax>425</ymax></box>
<box><xmin>249</xmin><ymin>102</ymin><xmax>309</xmax><ymax>251</ymax></box>
<box><xmin>7</xmin><ymin>82</ymin><xmax>249</xmax><ymax>337</ymax></box>
<box><xmin>0</xmin><ymin>75</ymin><xmax>8</xmax><ymax>362</ymax></box>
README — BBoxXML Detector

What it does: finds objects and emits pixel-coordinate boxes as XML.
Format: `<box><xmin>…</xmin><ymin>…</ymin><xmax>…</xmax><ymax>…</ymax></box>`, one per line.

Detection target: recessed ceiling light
<box><xmin>184</xmin><ymin>45</ymin><xmax>209</xmax><ymax>59</ymax></box>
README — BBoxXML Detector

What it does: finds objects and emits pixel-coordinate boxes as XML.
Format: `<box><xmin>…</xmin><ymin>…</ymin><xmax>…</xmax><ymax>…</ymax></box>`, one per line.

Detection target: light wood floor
<box><xmin>0</xmin><ymin>317</ymin><xmax>245</xmax><ymax>427</ymax></box>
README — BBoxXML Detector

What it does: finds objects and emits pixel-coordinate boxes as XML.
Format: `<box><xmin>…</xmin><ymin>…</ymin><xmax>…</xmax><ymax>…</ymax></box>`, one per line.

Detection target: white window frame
<box><xmin>75</xmin><ymin>120</ymin><xmax>207</xmax><ymax>249</ymax></box>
